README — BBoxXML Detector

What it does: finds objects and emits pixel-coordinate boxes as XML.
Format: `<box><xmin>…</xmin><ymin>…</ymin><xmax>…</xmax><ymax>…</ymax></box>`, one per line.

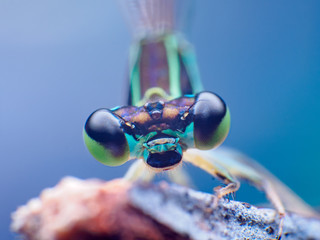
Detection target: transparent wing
<box><xmin>118</xmin><ymin>0</ymin><xmax>194</xmax><ymax>39</ymax></box>
<box><xmin>200</xmin><ymin>147</ymin><xmax>318</xmax><ymax>217</ymax></box>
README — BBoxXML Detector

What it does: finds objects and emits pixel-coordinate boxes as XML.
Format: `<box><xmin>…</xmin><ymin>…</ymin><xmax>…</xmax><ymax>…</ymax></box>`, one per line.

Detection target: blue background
<box><xmin>1</xmin><ymin>1</ymin><xmax>319</xmax><ymax>239</ymax></box>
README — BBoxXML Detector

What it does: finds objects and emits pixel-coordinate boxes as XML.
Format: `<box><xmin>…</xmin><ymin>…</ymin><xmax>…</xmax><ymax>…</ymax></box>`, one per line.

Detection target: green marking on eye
<box><xmin>200</xmin><ymin>107</ymin><xmax>231</xmax><ymax>149</ymax></box>
<box><xmin>83</xmin><ymin>130</ymin><xmax>129</xmax><ymax>166</ymax></box>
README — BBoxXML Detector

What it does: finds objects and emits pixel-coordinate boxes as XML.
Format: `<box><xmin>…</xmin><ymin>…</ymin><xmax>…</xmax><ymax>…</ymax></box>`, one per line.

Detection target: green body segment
<box><xmin>128</xmin><ymin>34</ymin><xmax>203</xmax><ymax>106</ymax></box>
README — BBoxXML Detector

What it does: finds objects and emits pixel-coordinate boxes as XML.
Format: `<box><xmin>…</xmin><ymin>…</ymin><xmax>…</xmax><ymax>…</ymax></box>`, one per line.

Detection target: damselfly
<box><xmin>83</xmin><ymin>1</ymin><xmax>318</xmax><ymax>239</ymax></box>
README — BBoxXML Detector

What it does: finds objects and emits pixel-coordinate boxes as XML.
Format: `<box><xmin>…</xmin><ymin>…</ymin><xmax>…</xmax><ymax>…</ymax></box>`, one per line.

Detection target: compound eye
<box><xmin>146</xmin><ymin>151</ymin><xmax>182</xmax><ymax>169</ymax></box>
<box><xmin>193</xmin><ymin>92</ymin><xmax>230</xmax><ymax>150</ymax></box>
<box><xmin>83</xmin><ymin>109</ymin><xmax>129</xmax><ymax>166</ymax></box>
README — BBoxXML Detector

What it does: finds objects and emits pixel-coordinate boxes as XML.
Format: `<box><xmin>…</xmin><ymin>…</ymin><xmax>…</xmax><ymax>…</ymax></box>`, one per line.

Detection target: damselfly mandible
<box><xmin>83</xmin><ymin>1</ymin><xmax>318</xmax><ymax>239</ymax></box>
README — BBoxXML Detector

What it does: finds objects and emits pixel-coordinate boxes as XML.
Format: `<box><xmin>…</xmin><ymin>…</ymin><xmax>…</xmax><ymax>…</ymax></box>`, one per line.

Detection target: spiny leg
<box><xmin>184</xmin><ymin>148</ymin><xmax>291</xmax><ymax>240</ymax></box>
<box><xmin>262</xmin><ymin>179</ymin><xmax>285</xmax><ymax>240</ymax></box>
<box><xmin>212</xmin><ymin>148</ymin><xmax>316</xmax><ymax>214</ymax></box>
<box><xmin>183</xmin><ymin>149</ymin><xmax>240</xmax><ymax>207</ymax></box>
<box><xmin>206</xmin><ymin>147</ymin><xmax>320</xmax><ymax>238</ymax></box>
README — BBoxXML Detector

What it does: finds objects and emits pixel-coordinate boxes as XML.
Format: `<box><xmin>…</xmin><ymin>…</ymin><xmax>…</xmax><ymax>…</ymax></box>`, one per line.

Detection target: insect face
<box><xmin>143</xmin><ymin>137</ymin><xmax>183</xmax><ymax>170</ymax></box>
<box><xmin>83</xmin><ymin>92</ymin><xmax>230</xmax><ymax>169</ymax></box>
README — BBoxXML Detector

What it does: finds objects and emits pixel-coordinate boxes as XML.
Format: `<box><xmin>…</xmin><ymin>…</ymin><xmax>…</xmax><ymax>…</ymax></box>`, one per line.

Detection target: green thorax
<box><xmin>128</xmin><ymin>33</ymin><xmax>203</xmax><ymax>106</ymax></box>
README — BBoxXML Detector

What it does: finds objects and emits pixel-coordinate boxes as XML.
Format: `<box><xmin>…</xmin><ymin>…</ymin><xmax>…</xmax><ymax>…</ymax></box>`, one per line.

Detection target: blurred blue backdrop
<box><xmin>1</xmin><ymin>1</ymin><xmax>319</xmax><ymax>239</ymax></box>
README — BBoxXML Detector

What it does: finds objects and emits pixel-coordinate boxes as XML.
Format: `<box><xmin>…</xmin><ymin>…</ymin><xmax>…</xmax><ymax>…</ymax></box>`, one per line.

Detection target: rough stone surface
<box><xmin>11</xmin><ymin>177</ymin><xmax>320</xmax><ymax>240</ymax></box>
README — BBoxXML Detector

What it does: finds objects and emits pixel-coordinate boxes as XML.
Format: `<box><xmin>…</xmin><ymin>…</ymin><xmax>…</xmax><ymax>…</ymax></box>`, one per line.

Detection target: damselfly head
<box><xmin>83</xmin><ymin>92</ymin><xmax>230</xmax><ymax>169</ymax></box>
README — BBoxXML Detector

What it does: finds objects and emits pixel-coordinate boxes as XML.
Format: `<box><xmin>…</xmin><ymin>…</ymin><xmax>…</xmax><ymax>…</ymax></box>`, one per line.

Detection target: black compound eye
<box><xmin>193</xmin><ymin>91</ymin><xmax>230</xmax><ymax>150</ymax></box>
<box><xmin>83</xmin><ymin>109</ymin><xmax>129</xmax><ymax>166</ymax></box>
<box><xmin>146</xmin><ymin>151</ymin><xmax>182</xmax><ymax>169</ymax></box>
